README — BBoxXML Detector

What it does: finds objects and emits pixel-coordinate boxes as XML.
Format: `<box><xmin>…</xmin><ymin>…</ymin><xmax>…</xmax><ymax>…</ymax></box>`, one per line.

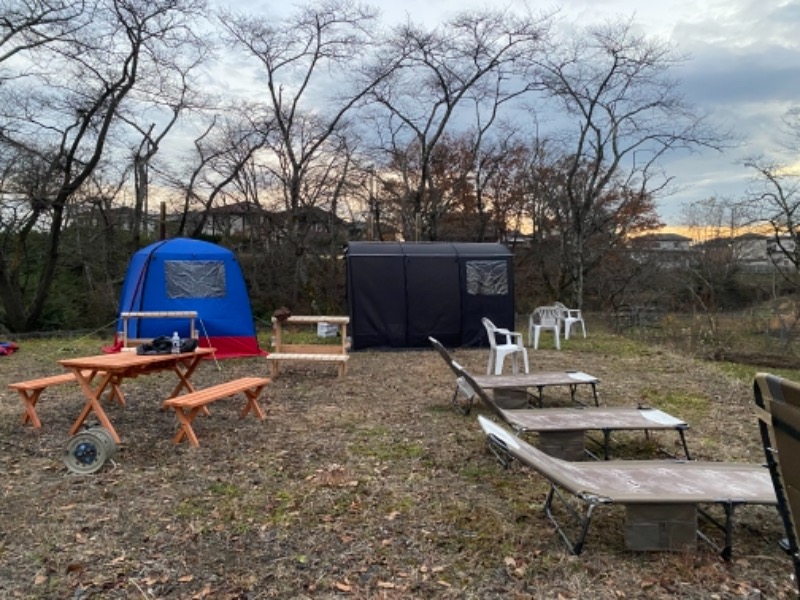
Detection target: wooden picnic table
<box><xmin>58</xmin><ymin>347</ymin><xmax>216</xmax><ymax>443</ymax></box>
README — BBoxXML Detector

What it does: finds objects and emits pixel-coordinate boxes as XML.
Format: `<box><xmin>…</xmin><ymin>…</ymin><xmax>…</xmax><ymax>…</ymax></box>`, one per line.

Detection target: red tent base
<box><xmin>198</xmin><ymin>336</ymin><xmax>266</xmax><ymax>359</ymax></box>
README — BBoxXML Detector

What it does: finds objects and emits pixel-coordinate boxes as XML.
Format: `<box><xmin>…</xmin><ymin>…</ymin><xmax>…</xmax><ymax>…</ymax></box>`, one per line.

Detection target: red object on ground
<box><xmin>0</xmin><ymin>341</ymin><xmax>19</xmax><ymax>356</ymax></box>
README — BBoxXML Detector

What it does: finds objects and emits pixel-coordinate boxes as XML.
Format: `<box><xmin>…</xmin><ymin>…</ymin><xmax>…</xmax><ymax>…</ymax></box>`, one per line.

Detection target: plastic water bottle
<box><xmin>171</xmin><ymin>331</ymin><xmax>181</xmax><ymax>354</ymax></box>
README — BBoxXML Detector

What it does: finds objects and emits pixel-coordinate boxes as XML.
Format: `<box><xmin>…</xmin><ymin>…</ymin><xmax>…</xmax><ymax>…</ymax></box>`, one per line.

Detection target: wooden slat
<box><xmin>9</xmin><ymin>373</ymin><xmax>77</xmax><ymax>390</ymax></box>
<box><xmin>163</xmin><ymin>377</ymin><xmax>271</xmax><ymax>409</ymax></box>
<box><xmin>274</xmin><ymin>315</ymin><xmax>349</xmax><ymax>325</ymax></box>
<box><xmin>266</xmin><ymin>353</ymin><xmax>349</xmax><ymax>362</ymax></box>
<box><xmin>59</xmin><ymin>348</ymin><xmax>215</xmax><ymax>370</ymax></box>
<box><xmin>121</xmin><ymin>311</ymin><xmax>198</xmax><ymax>318</ymax></box>
<box><xmin>8</xmin><ymin>372</ymin><xmax>89</xmax><ymax>390</ymax></box>
<box><xmin>273</xmin><ymin>344</ymin><xmax>344</xmax><ymax>355</ymax></box>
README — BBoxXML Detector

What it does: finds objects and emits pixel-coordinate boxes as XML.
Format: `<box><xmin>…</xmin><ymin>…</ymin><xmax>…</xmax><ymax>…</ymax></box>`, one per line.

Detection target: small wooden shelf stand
<box><xmin>267</xmin><ymin>315</ymin><xmax>350</xmax><ymax>377</ymax></box>
<box><xmin>120</xmin><ymin>311</ymin><xmax>199</xmax><ymax>351</ymax></box>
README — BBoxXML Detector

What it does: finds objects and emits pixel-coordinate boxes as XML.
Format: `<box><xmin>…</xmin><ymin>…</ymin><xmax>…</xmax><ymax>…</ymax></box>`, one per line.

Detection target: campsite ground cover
<box><xmin>1</xmin><ymin>325</ymin><xmax>799</xmax><ymax>599</ymax></box>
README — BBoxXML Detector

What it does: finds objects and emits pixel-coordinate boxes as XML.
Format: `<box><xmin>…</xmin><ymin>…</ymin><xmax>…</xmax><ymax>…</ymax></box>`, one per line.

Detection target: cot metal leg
<box><xmin>486</xmin><ymin>433</ymin><xmax>515</xmax><ymax>469</ymax></box>
<box><xmin>534</xmin><ymin>385</ymin><xmax>544</xmax><ymax>408</ymax></box>
<box><xmin>697</xmin><ymin>501</ymin><xmax>738</xmax><ymax>561</ymax></box>
<box><xmin>544</xmin><ymin>485</ymin><xmax>597</xmax><ymax>556</ymax></box>
<box><xmin>584</xmin><ymin>429</ymin><xmax>612</xmax><ymax>460</ymax></box>
<box><xmin>602</xmin><ymin>429</ymin><xmax>611</xmax><ymax>460</ymax></box>
<box><xmin>678</xmin><ymin>428</ymin><xmax>692</xmax><ymax>460</ymax></box>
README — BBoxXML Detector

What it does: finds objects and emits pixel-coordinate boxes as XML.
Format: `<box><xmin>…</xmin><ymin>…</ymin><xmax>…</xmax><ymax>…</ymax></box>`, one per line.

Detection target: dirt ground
<box><xmin>0</xmin><ymin>333</ymin><xmax>797</xmax><ymax>599</ymax></box>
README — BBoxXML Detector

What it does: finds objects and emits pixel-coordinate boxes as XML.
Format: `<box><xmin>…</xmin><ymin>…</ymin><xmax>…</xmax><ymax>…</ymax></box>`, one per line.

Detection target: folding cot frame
<box><xmin>753</xmin><ymin>373</ymin><xmax>800</xmax><ymax>591</ymax></box>
<box><xmin>459</xmin><ymin>363</ymin><xmax>691</xmax><ymax>461</ymax></box>
<box><xmin>430</xmin><ymin>335</ymin><xmax>572</xmax><ymax>414</ymax></box>
<box><xmin>429</xmin><ymin>336</ymin><xmax>692</xmax><ymax>460</ymax></box>
<box><xmin>478</xmin><ymin>415</ymin><xmax>778</xmax><ymax>560</ymax></box>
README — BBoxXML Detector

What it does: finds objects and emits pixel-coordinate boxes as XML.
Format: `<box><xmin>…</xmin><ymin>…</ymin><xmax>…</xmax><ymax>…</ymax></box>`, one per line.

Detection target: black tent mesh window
<box><xmin>466</xmin><ymin>260</ymin><xmax>508</xmax><ymax>295</ymax></box>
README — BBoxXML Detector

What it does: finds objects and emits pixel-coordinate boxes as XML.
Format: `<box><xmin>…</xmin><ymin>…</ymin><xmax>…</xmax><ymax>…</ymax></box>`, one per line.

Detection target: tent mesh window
<box><xmin>165</xmin><ymin>261</ymin><xmax>226</xmax><ymax>298</ymax></box>
<box><xmin>465</xmin><ymin>260</ymin><xmax>508</xmax><ymax>295</ymax></box>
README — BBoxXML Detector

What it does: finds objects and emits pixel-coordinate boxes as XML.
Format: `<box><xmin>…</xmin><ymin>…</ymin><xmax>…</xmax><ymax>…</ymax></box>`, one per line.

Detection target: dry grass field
<box><xmin>1</xmin><ymin>325</ymin><xmax>798</xmax><ymax>599</ymax></box>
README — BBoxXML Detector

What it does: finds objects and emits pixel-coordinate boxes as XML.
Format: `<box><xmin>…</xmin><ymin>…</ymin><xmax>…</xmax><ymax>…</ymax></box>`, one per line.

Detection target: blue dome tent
<box><xmin>114</xmin><ymin>238</ymin><xmax>263</xmax><ymax>358</ymax></box>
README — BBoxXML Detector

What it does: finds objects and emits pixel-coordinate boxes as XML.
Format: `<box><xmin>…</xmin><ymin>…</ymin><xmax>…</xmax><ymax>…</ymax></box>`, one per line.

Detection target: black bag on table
<box><xmin>136</xmin><ymin>336</ymin><xmax>198</xmax><ymax>355</ymax></box>
<box><xmin>180</xmin><ymin>338</ymin><xmax>198</xmax><ymax>352</ymax></box>
<box><xmin>136</xmin><ymin>336</ymin><xmax>173</xmax><ymax>355</ymax></box>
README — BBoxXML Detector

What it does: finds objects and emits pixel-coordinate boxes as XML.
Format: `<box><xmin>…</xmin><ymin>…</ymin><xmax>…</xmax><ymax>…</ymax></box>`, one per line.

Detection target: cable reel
<box><xmin>62</xmin><ymin>426</ymin><xmax>117</xmax><ymax>474</ymax></box>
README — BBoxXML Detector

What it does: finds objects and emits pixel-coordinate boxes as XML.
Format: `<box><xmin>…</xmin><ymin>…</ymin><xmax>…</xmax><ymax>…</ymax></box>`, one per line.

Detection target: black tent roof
<box><xmin>347</xmin><ymin>241</ymin><xmax>512</xmax><ymax>257</ymax></box>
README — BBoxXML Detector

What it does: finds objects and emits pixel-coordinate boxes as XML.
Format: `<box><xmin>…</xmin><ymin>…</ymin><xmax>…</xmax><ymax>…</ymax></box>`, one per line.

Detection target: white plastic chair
<box><xmin>481</xmin><ymin>317</ymin><xmax>529</xmax><ymax>375</ymax></box>
<box><xmin>528</xmin><ymin>306</ymin><xmax>561</xmax><ymax>350</ymax></box>
<box><xmin>554</xmin><ymin>301</ymin><xmax>587</xmax><ymax>340</ymax></box>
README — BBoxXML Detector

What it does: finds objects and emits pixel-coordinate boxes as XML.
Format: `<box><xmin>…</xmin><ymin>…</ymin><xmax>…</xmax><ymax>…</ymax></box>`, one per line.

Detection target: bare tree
<box><xmin>122</xmin><ymin>57</ymin><xmax>211</xmax><ymax>252</ymax></box>
<box><xmin>681</xmin><ymin>196</ymin><xmax>751</xmax><ymax>243</ymax></box>
<box><xmin>166</xmin><ymin>107</ymin><xmax>270</xmax><ymax>239</ymax></box>
<box><xmin>367</xmin><ymin>8</ymin><xmax>550</xmax><ymax>241</ymax></box>
<box><xmin>528</xmin><ymin>19</ymin><xmax>727</xmax><ymax>307</ymax></box>
<box><xmin>744</xmin><ymin>143</ymin><xmax>800</xmax><ymax>346</ymax></box>
<box><xmin>0</xmin><ymin>0</ymin><xmax>88</xmax><ymax>70</ymax></box>
<box><xmin>220</xmin><ymin>0</ymin><xmax>402</xmax><ymax>303</ymax></box>
<box><xmin>744</xmin><ymin>159</ymin><xmax>800</xmax><ymax>270</ymax></box>
<box><xmin>521</xmin><ymin>145</ymin><xmax>662</xmax><ymax>303</ymax></box>
<box><xmin>472</xmin><ymin>131</ymin><xmax>532</xmax><ymax>245</ymax></box>
<box><xmin>0</xmin><ymin>0</ymin><xmax>209</xmax><ymax>332</ymax></box>
<box><xmin>741</xmin><ymin>103</ymin><xmax>800</xmax><ymax>275</ymax></box>
<box><xmin>390</xmin><ymin>130</ymin><xmax>531</xmax><ymax>244</ymax></box>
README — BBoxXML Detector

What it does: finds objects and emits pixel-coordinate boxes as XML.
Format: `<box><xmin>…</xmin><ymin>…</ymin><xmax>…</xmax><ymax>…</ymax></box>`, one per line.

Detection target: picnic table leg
<box><xmin>85</xmin><ymin>371</ymin><xmax>125</xmax><ymax>406</ymax></box>
<box><xmin>163</xmin><ymin>355</ymin><xmax>210</xmax><ymax>416</ymax></box>
<box><xmin>167</xmin><ymin>354</ymin><xmax>204</xmax><ymax>398</ymax></box>
<box><xmin>106</xmin><ymin>374</ymin><xmax>126</xmax><ymax>406</ymax></box>
<box><xmin>68</xmin><ymin>370</ymin><xmax>121</xmax><ymax>444</ymax></box>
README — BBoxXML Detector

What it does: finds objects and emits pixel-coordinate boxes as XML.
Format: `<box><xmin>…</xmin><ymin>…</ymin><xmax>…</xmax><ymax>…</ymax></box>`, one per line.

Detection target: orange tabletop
<box><xmin>59</xmin><ymin>348</ymin><xmax>216</xmax><ymax>443</ymax></box>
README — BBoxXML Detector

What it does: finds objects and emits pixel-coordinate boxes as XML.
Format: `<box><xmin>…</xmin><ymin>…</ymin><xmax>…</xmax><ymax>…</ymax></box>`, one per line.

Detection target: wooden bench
<box><xmin>162</xmin><ymin>377</ymin><xmax>271</xmax><ymax>447</ymax></box>
<box><xmin>267</xmin><ymin>315</ymin><xmax>350</xmax><ymax>377</ymax></box>
<box><xmin>8</xmin><ymin>371</ymin><xmax>117</xmax><ymax>429</ymax></box>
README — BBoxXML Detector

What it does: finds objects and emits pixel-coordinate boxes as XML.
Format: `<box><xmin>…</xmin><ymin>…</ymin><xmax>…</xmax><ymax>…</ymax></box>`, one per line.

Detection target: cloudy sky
<box><xmin>218</xmin><ymin>0</ymin><xmax>800</xmax><ymax>226</ymax></box>
<box><xmin>401</xmin><ymin>0</ymin><xmax>800</xmax><ymax>225</ymax></box>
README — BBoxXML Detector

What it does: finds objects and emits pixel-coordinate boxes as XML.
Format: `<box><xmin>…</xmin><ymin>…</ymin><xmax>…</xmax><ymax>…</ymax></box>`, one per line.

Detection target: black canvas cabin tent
<box><xmin>345</xmin><ymin>242</ymin><xmax>515</xmax><ymax>350</ymax></box>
